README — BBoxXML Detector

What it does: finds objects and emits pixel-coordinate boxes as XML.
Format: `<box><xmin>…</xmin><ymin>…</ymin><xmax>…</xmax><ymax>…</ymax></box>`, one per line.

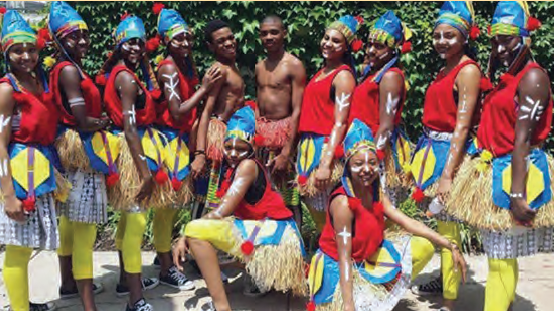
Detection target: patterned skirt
<box><xmin>59</xmin><ymin>170</ymin><xmax>108</xmax><ymax>224</ymax></box>
<box><xmin>0</xmin><ymin>194</ymin><xmax>58</xmax><ymax>250</ymax></box>
<box><xmin>481</xmin><ymin>227</ymin><xmax>554</xmax><ymax>259</ymax></box>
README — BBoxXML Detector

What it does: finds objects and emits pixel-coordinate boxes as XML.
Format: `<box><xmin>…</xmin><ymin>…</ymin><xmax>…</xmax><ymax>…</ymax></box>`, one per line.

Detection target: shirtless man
<box><xmin>192</xmin><ymin>19</ymin><xmax>245</xmax><ymax>213</ymax></box>
<box><xmin>254</xmin><ymin>15</ymin><xmax>306</xmax><ymax>226</ymax></box>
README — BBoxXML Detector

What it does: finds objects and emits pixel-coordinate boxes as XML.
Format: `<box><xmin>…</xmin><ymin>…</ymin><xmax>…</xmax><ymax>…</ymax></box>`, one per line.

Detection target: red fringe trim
<box><xmin>255</xmin><ymin>117</ymin><xmax>291</xmax><ymax>149</ymax></box>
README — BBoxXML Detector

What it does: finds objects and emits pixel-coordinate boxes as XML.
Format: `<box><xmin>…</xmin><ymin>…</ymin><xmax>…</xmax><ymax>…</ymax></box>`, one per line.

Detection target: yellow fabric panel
<box><xmin>308</xmin><ymin>253</ymin><xmax>325</xmax><ymax>296</ymax></box>
<box><xmin>501</xmin><ymin>163</ymin><xmax>544</xmax><ymax>204</ymax></box>
<box><xmin>165</xmin><ymin>137</ymin><xmax>190</xmax><ymax>172</ymax></box>
<box><xmin>395</xmin><ymin>136</ymin><xmax>411</xmax><ymax>167</ymax></box>
<box><xmin>184</xmin><ymin>218</ymin><xmax>237</xmax><ymax>255</ymax></box>
<box><xmin>91</xmin><ymin>130</ymin><xmax>121</xmax><ymax>164</ymax></box>
<box><xmin>410</xmin><ymin>144</ymin><xmax>436</xmax><ymax>185</ymax></box>
<box><xmin>240</xmin><ymin>219</ymin><xmax>279</xmax><ymax>241</ymax></box>
<box><xmin>141</xmin><ymin>128</ymin><xmax>166</xmax><ymax>165</ymax></box>
<box><xmin>299</xmin><ymin>136</ymin><xmax>316</xmax><ymax>172</ymax></box>
<box><xmin>10</xmin><ymin>148</ymin><xmax>51</xmax><ymax>192</ymax></box>
<box><xmin>364</xmin><ymin>245</ymin><xmax>398</xmax><ymax>277</ymax></box>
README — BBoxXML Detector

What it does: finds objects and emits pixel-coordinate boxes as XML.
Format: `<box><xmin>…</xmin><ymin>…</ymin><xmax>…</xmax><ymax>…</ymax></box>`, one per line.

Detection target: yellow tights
<box><xmin>115</xmin><ymin>211</ymin><xmax>147</xmax><ymax>274</ymax></box>
<box><xmin>437</xmin><ymin>220</ymin><xmax>462</xmax><ymax>300</ymax></box>
<box><xmin>485</xmin><ymin>258</ymin><xmax>518</xmax><ymax>311</ymax></box>
<box><xmin>153</xmin><ymin>208</ymin><xmax>178</xmax><ymax>253</ymax></box>
<box><xmin>411</xmin><ymin>236</ymin><xmax>435</xmax><ymax>280</ymax></box>
<box><xmin>3</xmin><ymin>245</ymin><xmax>33</xmax><ymax>311</ymax></box>
<box><xmin>57</xmin><ymin>216</ymin><xmax>97</xmax><ymax>280</ymax></box>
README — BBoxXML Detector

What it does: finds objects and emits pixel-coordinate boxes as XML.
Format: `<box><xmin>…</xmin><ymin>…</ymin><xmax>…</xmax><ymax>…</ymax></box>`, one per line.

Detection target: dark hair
<box><xmin>204</xmin><ymin>19</ymin><xmax>229</xmax><ymax>43</ymax></box>
<box><xmin>261</xmin><ymin>15</ymin><xmax>284</xmax><ymax>30</ymax></box>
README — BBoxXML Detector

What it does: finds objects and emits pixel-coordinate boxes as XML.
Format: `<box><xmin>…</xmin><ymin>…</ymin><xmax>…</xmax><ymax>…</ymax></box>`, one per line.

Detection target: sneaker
<box><xmin>160</xmin><ymin>266</ymin><xmax>195</xmax><ymax>291</ymax></box>
<box><xmin>242</xmin><ymin>274</ymin><xmax>268</xmax><ymax>298</ymax></box>
<box><xmin>29</xmin><ymin>302</ymin><xmax>56</xmax><ymax>311</ymax></box>
<box><xmin>152</xmin><ymin>255</ymin><xmax>160</xmax><ymax>268</ymax></box>
<box><xmin>411</xmin><ymin>277</ymin><xmax>443</xmax><ymax>296</ymax></box>
<box><xmin>202</xmin><ymin>301</ymin><xmax>216</xmax><ymax>311</ymax></box>
<box><xmin>125</xmin><ymin>299</ymin><xmax>153</xmax><ymax>311</ymax></box>
<box><xmin>116</xmin><ymin>278</ymin><xmax>159</xmax><ymax>297</ymax></box>
<box><xmin>59</xmin><ymin>282</ymin><xmax>104</xmax><ymax>299</ymax></box>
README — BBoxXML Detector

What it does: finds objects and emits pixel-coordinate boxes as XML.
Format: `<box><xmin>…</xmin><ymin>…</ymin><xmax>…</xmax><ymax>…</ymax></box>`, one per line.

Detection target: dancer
<box><xmin>152</xmin><ymin>6</ymin><xmax>221</xmax><ymax>291</ymax></box>
<box><xmin>349</xmin><ymin>10</ymin><xmax>413</xmax><ymax>205</ymax></box>
<box><xmin>307</xmin><ymin>119</ymin><xmax>467</xmax><ymax>311</ymax></box>
<box><xmin>174</xmin><ymin>105</ymin><xmax>306</xmax><ymax>311</ymax></box>
<box><xmin>48</xmin><ymin>2</ymin><xmax>110</xmax><ymax>310</ymax></box>
<box><xmin>445</xmin><ymin>2</ymin><xmax>553</xmax><ymax>311</ymax></box>
<box><xmin>254</xmin><ymin>15</ymin><xmax>306</xmax><ymax>227</ymax></box>
<box><xmin>297</xmin><ymin>15</ymin><xmax>358</xmax><ymax>231</ymax></box>
<box><xmin>97</xmin><ymin>14</ymin><xmax>170</xmax><ymax>311</ymax></box>
<box><xmin>0</xmin><ymin>9</ymin><xmax>64</xmax><ymax>311</ymax></box>
<box><xmin>408</xmin><ymin>3</ymin><xmax>485</xmax><ymax>310</ymax></box>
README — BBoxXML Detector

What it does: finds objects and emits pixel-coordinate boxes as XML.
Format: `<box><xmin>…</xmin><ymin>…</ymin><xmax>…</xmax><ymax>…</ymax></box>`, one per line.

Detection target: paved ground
<box><xmin>0</xmin><ymin>251</ymin><xmax>552</xmax><ymax>311</ymax></box>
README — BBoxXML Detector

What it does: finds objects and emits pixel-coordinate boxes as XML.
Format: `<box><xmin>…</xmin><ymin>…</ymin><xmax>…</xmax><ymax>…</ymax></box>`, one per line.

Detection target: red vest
<box><xmin>478</xmin><ymin>62</ymin><xmax>552</xmax><ymax>157</ymax></box>
<box><xmin>227</xmin><ymin>160</ymin><xmax>293</xmax><ymax>221</ymax></box>
<box><xmin>422</xmin><ymin>59</ymin><xmax>479</xmax><ymax>132</ymax></box>
<box><xmin>155</xmin><ymin>59</ymin><xmax>198</xmax><ymax>133</ymax></box>
<box><xmin>50</xmin><ymin>61</ymin><xmax>103</xmax><ymax>126</ymax></box>
<box><xmin>349</xmin><ymin>67</ymin><xmax>405</xmax><ymax>133</ymax></box>
<box><xmin>0</xmin><ymin>75</ymin><xmax>57</xmax><ymax>145</ymax></box>
<box><xmin>318</xmin><ymin>186</ymin><xmax>385</xmax><ymax>262</ymax></box>
<box><xmin>299</xmin><ymin>64</ymin><xmax>352</xmax><ymax>135</ymax></box>
<box><xmin>104</xmin><ymin>65</ymin><xmax>156</xmax><ymax>127</ymax></box>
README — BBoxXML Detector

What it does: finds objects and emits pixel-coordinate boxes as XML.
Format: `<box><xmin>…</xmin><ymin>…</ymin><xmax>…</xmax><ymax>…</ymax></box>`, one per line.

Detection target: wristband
<box><xmin>194</xmin><ymin>150</ymin><xmax>206</xmax><ymax>156</ymax></box>
<box><xmin>510</xmin><ymin>192</ymin><xmax>524</xmax><ymax>199</ymax></box>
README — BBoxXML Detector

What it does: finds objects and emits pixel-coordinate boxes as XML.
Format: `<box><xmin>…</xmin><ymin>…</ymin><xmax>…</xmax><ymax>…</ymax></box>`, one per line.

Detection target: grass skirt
<box><xmin>446</xmin><ymin>154</ymin><xmax>554</xmax><ymax>231</ymax></box>
<box><xmin>255</xmin><ymin>116</ymin><xmax>291</xmax><ymax>149</ymax></box>
<box><xmin>107</xmin><ymin>134</ymin><xmax>172</xmax><ymax>210</ymax></box>
<box><xmin>382</xmin><ymin>148</ymin><xmax>412</xmax><ymax>206</ymax></box>
<box><xmin>206</xmin><ymin>118</ymin><xmax>226</xmax><ymax>162</ymax></box>
<box><xmin>55</xmin><ymin>128</ymin><xmax>92</xmax><ymax>173</ymax></box>
<box><xmin>297</xmin><ymin>160</ymin><xmax>343</xmax><ymax>198</ymax></box>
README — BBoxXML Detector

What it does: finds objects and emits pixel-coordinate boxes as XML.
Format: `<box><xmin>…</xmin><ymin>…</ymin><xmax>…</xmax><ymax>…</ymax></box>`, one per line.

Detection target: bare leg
<box><xmin>59</xmin><ymin>255</ymin><xmax>77</xmax><ymax>292</ymax></box>
<box><xmin>118</xmin><ymin>250</ymin><xmax>126</xmax><ymax>286</ymax></box>
<box><xmin>158</xmin><ymin>251</ymin><xmax>173</xmax><ymax>278</ymax></box>
<box><xmin>77</xmin><ymin>279</ymin><xmax>97</xmax><ymax>311</ymax></box>
<box><xmin>188</xmin><ymin>237</ymin><xmax>231</xmax><ymax>311</ymax></box>
<box><xmin>127</xmin><ymin>273</ymin><xmax>143</xmax><ymax>306</ymax></box>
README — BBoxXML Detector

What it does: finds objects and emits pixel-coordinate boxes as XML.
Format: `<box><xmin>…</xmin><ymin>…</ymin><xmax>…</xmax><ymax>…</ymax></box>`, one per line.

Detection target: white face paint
<box><xmin>0</xmin><ymin>115</ymin><xmax>11</xmax><ymax>133</ymax></box>
<box><xmin>368</xmin><ymin>46</ymin><xmax>376</xmax><ymax>54</ymax></box>
<box><xmin>162</xmin><ymin>72</ymin><xmax>181</xmax><ymax>101</ymax></box>
<box><xmin>351</xmin><ymin>151</ymin><xmax>371</xmax><ymax>173</ymax></box>
<box><xmin>378</xmin><ymin>52</ymin><xmax>389</xmax><ymax>60</ymax></box>
<box><xmin>512</xmin><ymin>42</ymin><xmax>522</xmax><ymax>52</ymax></box>
<box><xmin>231</xmin><ymin>138</ymin><xmax>238</xmax><ymax>157</ymax></box>
<box><xmin>66</xmin><ymin>41</ymin><xmax>74</xmax><ymax>48</ymax></box>
<box><xmin>170</xmin><ymin>41</ymin><xmax>180</xmax><ymax>48</ymax></box>
<box><xmin>22</xmin><ymin>43</ymin><xmax>27</xmax><ymax>48</ymax></box>
<box><xmin>9</xmin><ymin>55</ymin><xmax>16</xmax><ymax>62</ymax></box>
<box><xmin>439</xmin><ymin>53</ymin><xmax>447</xmax><ymax>59</ymax></box>
<box><xmin>336</xmin><ymin>93</ymin><xmax>351</xmax><ymax>112</ymax></box>
<box><xmin>497</xmin><ymin>44</ymin><xmax>504</xmax><ymax>54</ymax></box>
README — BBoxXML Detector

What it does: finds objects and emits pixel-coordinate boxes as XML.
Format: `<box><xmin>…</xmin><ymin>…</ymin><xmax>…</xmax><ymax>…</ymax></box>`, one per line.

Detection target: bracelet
<box><xmin>193</xmin><ymin>150</ymin><xmax>206</xmax><ymax>156</ymax></box>
<box><xmin>510</xmin><ymin>192</ymin><xmax>524</xmax><ymax>199</ymax></box>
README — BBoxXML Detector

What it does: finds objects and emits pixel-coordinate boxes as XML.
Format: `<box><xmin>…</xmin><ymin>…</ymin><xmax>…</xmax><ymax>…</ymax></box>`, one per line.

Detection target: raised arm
<box><xmin>204</xmin><ymin>159</ymin><xmax>257</xmax><ymax>219</ymax></box>
<box><xmin>315</xmin><ymin>70</ymin><xmax>356</xmax><ymax>190</ymax></box>
<box><xmin>115</xmin><ymin>71</ymin><xmax>153</xmax><ymax>203</ymax></box>
<box><xmin>59</xmin><ymin>65</ymin><xmax>109</xmax><ymax>132</ymax></box>
<box><xmin>375</xmin><ymin>71</ymin><xmax>404</xmax><ymax>154</ymax></box>
<box><xmin>510</xmin><ymin>67</ymin><xmax>550</xmax><ymax>224</ymax></box>
<box><xmin>329</xmin><ymin>195</ymin><xmax>355</xmax><ymax>311</ymax></box>
<box><xmin>0</xmin><ymin>84</ymin><xmax>23</xmax><ymax>222</ymax></box>
<box><xmin>437</xmin><ymin>64</ymin><xmax>481</xmax><ymax>203</ymax></box>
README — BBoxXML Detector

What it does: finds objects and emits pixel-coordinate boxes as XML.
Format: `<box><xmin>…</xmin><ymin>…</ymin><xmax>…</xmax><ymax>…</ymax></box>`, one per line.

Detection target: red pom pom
<box><xmin>241</xmin><ymin>240</ymin><xmax>255</xmax><ymax>255</ymax></box>
<box><xmin>150</xmin><ymin>88</ymin><xmax>162</xmax><ymax>100</ymax></box>
<box><xmin>500</xmin><ymin>73</ymin><xmax>514</xmax><ymax>85</ymax></box>
<box><xmin>146</xmin><ymin>35</ymin><xmax>161</xmax><ymax>53</ymax></box>
<box><xmin>401</xmin><ymin>41</ymin><xmax>412</xmax><ymax>54</ymax></box>
<box><xmin>152</xmin><ymin>2</ymin><xmax>165</xmax><ymax>15</ymax></box>
<box><xmin>298</xmin><ymin>175</ymin><xmax>308</xmax><ymax>186</ymax></box>
<box><xmin>36</xmin><ymin>38</ymin><xmax>45</xmax><ymax>50</ymax></box>
<box><xmin>22</xmin><ymin>197</ymin><xmax>36</xmax><ymax>213</ymax></box>
<box><xmin>334</xmin><ymin>144</ymin><xmax>344</xmax><ymax>159</ymax></box>
<box><xmin>106</xmin><ymin>173</ymin><xmax>120</xmax><ymax>187</ymax></box>
<box><xmin>527</xmin><ymin>17</ymin><xmax>541</xmax><ymax>31</ymax></box>
<box><xmin>120</xmin><ymin>11</ymin><xmax>130</xmax><ymax>21</ymax></box>
<box><xmin>351</xmin><ymin>39</ymin><xmax>363</xmax><ymax>53</ymax></box>
<box><xmin>376</xmin><ymin>149</ymin><xmax>386</xmax><ymax>161</ymax></box>
<box><xmin>155</xmin><ymin>169</ymin><xmax>169</xmax><ymax>185</ymax></box>
<box><xmin>469</xmin><ymin>25</ymin><xmax>481</xmax><ymax>40</ymax></box>
<box><xmin>487</xmin><ymin>25</ymin><xmax>492</xmax><ymax>35</ymax></box>
<box><xmin>354</xmin><ymin>15</ymin><xmax>364</xmax><ymax>25</ymax></box>
<box><xmin>480</xmin><ymin>77</ymin><xmax>493</xmax><ymax>91</ymax></box>
<box><xmin>0</xmin><ymin>7</ymin><xmax>6</xmax><ymax>14</ymax></box>
<box><xmin>245</xmin><ymin>100</ymin><xmax>257</xmax><ymax>110</ymax></box>
<box><xmin>95</xmin><ymin>74</ymin><xmax>107</xmax><ymax>86</ymax></box>
<box><xmin>253</xmin><ymin>134</ymin><xmax>265</xmax><ymax>147</ymax></box>
<box><xmin>171</xmin><ymin>177</ymin><xmax>182</xmax><ymax>191</ymax></box>
<box><xmin>411</xmin><ymin>187</ymin><xmax>425</xmax><ymax>203</ymax></box>
<box><xmin>306</xmin><ymin>301</ymin><xmax>316</xmax><ymax>311</ymax></box>
<box><xmin>37</xmin><ymin>28</ymin><xmax>52</xmax><ymax>42</ymax></box>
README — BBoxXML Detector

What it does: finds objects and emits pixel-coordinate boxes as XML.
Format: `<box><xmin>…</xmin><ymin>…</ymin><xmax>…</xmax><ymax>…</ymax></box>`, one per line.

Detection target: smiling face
<box><xmin>366</xmin><ymin>38</ymin><xmax>394</xmax><ymax>69</ymax></box>
<box><xmin>491</xmin><ymin>35</ymin><xmax>522</xmax><ymax>67</ymax></box>
<box><xmin>120</xmin><ymin>38</ymin><xmax>145</xmax><ymax>66</ymax></box>
<box><xmin>259</xmin><ymin>21</ymin><xmax>286</xmax><ymax>53</ymax></box>
<box><xmin>208</xmin><ymin>27</ymin><xmax>236</xmax><ymax>61</ymax></box>
<box><xmin>348</xmin><ymin>148</ymin><xmax>379</xmax><ymax>188</ymax></box>
<box><xmin>8</xmin><ymin>42</ymin><xmax>39</xmax><ymax>73</ymax></box>
<box><xmin>167</xmin><ymin>31</ymin><xmax>193</xmax><ymax>58</ymax></box>
<box><xmin>60</xmin><ymin>29</ymin><xmax>90</xmax><ymax>61</ymax></box>
<box><xmin>223</xmin><ymin>138</ymin><xmax>252</xmax><ymax>167</ymax></box>
<box><xmin>321</xmin><ymin>29</ymin><xmax>348</xmax><ymax>61</ymax></box>
<box><xmin>432</xmin><ymin>24</ymin><xmax>465</xmax><ymax>60</ymax></box>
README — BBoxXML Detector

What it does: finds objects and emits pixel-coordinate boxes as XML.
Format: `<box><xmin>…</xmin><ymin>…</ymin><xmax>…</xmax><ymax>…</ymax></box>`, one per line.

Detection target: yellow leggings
<box><xmin>57</xmin><ymin>216</ymin><xmax>97</xmax><ymax>280</ymax></box>
<box><xmin>411</xmin><ymin>236</ymin><xmax>436</xmax><ymax>280</ymax></box>
<box><xmin>485</xmin><ymin>258</ymin><xmax>518</xmax><ymax>311</ymax></box>
<box><xmin>437</xmin><ymin>220</ymin><xmax>462</xmax><ymax>300</ymax></box>
<box><xmin>115</xmin><ymin>211</ymin><xmax>147</xmax><ymax>274</ymax></box>
<box><xmin>3</xmin><ymin>245</ymin><xmax>33</xmax><ymax>311</ymax></box>
<box><xmin>153</xmin><ymin>208</ymin><xmax>178</xmax><ymax>253</ymax></box>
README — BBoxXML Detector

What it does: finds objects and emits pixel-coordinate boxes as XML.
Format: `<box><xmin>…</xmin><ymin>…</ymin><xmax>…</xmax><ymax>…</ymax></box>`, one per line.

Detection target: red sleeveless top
<box><xmin>299</xmin><ymin>64</ymin><xmax>352</xmax><ymax>135</ymax></box>
<box><xmin>104</xmin><ymin>65</ymin><xmax>156</xmax><ymax>127</ymax></box>
<box><xmin>349</xmin><ymin>68</ymin><xmax>405</xmax><ymax>133</ymax></box>
<box><xmin>155</xmin><ymin>59</ymin><xmax>198</xmax><ymax>133</ymax></box>
<box><xmin>0</xmin><ymin>75</ymin><xmax>57</xmax><ymax>145</ymax></box>
<box><xmin>478</xmin><ymin>62</ymin><xmax>552</xmax><ymax>157</ymax></box>
<box><xmin>422</xmin><ymin>59</ymin><xmax>479</xmax><ymax>132</ymax></box>
<box><xmin>319</xmin><ymin>186</ymin><xmax>385</xmax><ymax>262</ymax></box>
<box><xmin>50</xmin><ymin>61</ymin><xmax>103</xmax><ymax>126</ymax></box>
<box><xmin>230</xmin><ymin>160</ymin><xmax>293</xmax><ymax>221</ymax></box>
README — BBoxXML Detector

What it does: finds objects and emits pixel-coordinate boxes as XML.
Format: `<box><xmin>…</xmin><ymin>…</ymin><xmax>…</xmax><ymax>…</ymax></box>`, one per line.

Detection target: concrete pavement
<box><xmin>0</xmin><ymin>251</ymin><xmax>552</xmax><ymax>310</ymax></box>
